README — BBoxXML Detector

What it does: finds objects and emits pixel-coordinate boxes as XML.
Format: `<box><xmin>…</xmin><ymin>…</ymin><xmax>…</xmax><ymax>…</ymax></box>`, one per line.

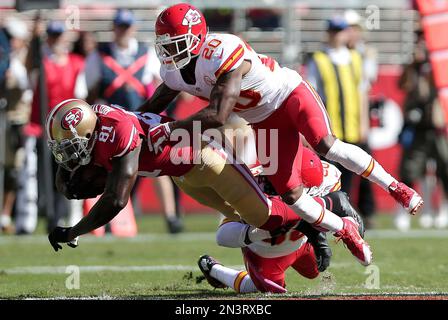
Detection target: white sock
<box><xmin>210</xmin><ymin>265</ymin><xmax>249</xmax><ymax>291</ymax></box>
<box><xmin>325</xmin><ymin>139</ymin><xmax>396</xmax><ymax>190</ymax></box>
<box><xmin>289</xmin><ymin>193</ymin><xmax>343</xmax><ymax>232</ymax></box>
<box><xmin>239</xmin><ymin>275</ymin><xmax>258</xmax><ymax>293</ymax></box>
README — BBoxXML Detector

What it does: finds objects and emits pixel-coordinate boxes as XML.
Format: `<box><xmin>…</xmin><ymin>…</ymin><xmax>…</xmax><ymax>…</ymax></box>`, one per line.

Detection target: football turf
<box><xmin>0</xmin><ymin>214</ymin><xmax>447</xmax><ymax>299</ymax></box>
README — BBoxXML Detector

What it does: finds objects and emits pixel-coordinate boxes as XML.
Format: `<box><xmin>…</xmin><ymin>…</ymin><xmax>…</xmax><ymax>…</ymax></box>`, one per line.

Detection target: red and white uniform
<box><xmin>161</xmin><ymin>32</ymin><xmax>333</xmax><ymax>195</ymax></box>
<box><xmin>217</xmin><ymin>217</ymin><xmax>317</xmax><ymax>289</ymax></box>
<box><xmin>305</xmin><ymin>161</ymin><xmax>342</xmax><ymax>197</ymax></box>
<box><xmin>90</xmin><ymin>104</ymin><xmax>194</xmax><ymax>177</ymax></box>
<box><xmin>217</xmin><ymin>161</ymin><xmax>341</xmax><ymax>289</ymax></box>
<box><xmin>161</xmin><ymin>33</ymin><xmax>302</xmax><ymax>123</ymax></box>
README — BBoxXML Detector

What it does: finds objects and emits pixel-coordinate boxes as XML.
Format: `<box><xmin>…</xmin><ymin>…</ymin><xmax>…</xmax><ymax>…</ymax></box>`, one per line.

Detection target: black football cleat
<box><xmin>197</xmin><ymin>255</ymin><xmax>226</xmax><ymax>289</ymax></box>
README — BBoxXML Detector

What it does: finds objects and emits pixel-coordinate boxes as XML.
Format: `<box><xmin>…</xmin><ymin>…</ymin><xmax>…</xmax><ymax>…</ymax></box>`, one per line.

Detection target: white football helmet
<box><xmin>46</xmin><ymin>99</ymin><xmax>98</xmax><ymax>172</ymax></box>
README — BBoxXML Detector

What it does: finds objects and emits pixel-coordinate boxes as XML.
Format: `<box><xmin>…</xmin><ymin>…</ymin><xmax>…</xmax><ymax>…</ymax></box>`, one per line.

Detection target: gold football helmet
<box><xmin>46</xmin><ymin>99</ymin><xmax>98</xmax><ymax>172</ymax></box>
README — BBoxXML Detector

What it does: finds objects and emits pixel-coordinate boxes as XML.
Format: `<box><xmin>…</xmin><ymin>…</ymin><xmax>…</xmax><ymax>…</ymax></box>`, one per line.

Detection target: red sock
<box><xmin>259</xmin><ymin>196</ymin><xmax>301</xmax><ymax>231</ymax></box>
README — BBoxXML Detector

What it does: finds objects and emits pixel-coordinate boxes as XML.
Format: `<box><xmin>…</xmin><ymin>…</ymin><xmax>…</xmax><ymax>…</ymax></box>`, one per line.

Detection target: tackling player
<box><xmin>138</xmin><ymin>3</ymin><xmax>423</xmax><ymax>265</ymax></box>
<box><xmin>197</xmin><ymin>149</ymin><xmax>363</xmax><ymax>294</ymax></box>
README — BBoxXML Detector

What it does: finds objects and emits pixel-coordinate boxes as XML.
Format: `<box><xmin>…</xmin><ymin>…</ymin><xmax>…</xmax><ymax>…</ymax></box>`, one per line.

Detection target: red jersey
<box><xmin>91</xmin><ymin>104</ymin><xmax>194</xmax><ymax>177</ymax></box>
<box><xmin>31</xmin><ymin>53</ymin><xmax>85</xmax><ymax>125</ymax></box>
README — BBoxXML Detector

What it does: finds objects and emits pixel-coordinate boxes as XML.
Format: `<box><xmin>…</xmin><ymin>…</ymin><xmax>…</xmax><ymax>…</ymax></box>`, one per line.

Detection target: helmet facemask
<box><xmin>48</xmin><ymin>125</ymin><xmax>96</xmax><ymax>172</ymax></box>
<box><xmin>155</xmin><ymin>23</ymin><xmax>203</xmax><ymax>71</ymax></box>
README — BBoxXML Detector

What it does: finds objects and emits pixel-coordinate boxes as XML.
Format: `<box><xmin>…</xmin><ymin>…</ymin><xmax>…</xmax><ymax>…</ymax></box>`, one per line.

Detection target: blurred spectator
<box><xmin>0</xmin><ymin>17</ymin><xmax>33</xmax><ymax>234</ymax></box>
<box><xmin>28</xmin><ymin>20</ymin><xmax>87</xmax><ymax>111</ymax></box>
<box><xmin>0</xmin><ymin>21</ymin><xmax>10</xmax><ymax>85</ymax></box>
<box><xmin>86</xmin><ymin>9</ymin><xmax>159</xmax><ymax>109</ymax></box>
<box><xmin>395</xmin><ymin>31</ymin><xmax>448</xmax><ymax>230</ymax></box>
<box><xmin>73</xmin><ymin>31</ymin><xmax>101</xmax><ymax>91</ymax></box>
<box><xmin>344</xmin><ymin>10</ymin><xmax>378</xmax><ymax>86</ymax></box>
<box><xmin>0</xmin><ymin>19</ymin><xmax>11</xmax><ymax>233</ymax></box>
<box><xmin>27</xmin><ymin>19</ymin><xmax>87</xmax><ymax>231</ymax></box>
<box><xmin>153</xmin><ymin>175</ymin><xmax>184</xmax><ymax>234</ymax></box>
<box><xmin>306</xmin><ymin>16</ymin><xmax>376</xmax><ymax>228</ymax></box>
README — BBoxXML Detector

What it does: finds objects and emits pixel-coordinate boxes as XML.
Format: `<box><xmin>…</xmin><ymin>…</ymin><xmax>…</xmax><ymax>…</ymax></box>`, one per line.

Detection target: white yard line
<box><xmin>1</xmin><ymin>229</ymin><xmax>448</xmax><ymax>245</ymax></box>
<box><xmin>365</xmin><ymin>229</ymin><xmax>448</xmax><ymax>239</ymax></box>
<box><xmin>0</xmin><ymin>232</ymin><xmax>217</xmax><ymax>245</ymax></box>
<box><xmin>2</xmin><ymin>265</ymin><xmax>246</xmax><ymax>274</ymax></box>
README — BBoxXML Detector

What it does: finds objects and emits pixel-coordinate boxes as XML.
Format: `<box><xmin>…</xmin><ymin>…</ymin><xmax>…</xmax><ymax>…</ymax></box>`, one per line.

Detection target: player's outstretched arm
<box><xmin>68</xmin><ymin>144</ymin><xmax>141</xmax><ymax>240</ymax></box>
<box><xmin>170</xmin><ymin>61</ymin><xmax>250</xmax><ymax>133</ymax></box>
<box><xmin>138</xmin><ymin>82</ymin><xmax>180</xmax><ymax>114</ymax></box>
<box><xmin>48</xmin><ymin>144</ymin><xmax>141</xmax><ymax>251</ymax></box>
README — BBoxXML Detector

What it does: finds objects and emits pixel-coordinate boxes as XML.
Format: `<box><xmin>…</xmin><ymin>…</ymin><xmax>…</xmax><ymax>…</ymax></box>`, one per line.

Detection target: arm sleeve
<box><xmin>94</xmin><ymin>114</ymin><xmax>141</xmax><ymax>169</ymax></box>
<box><xmin>112</xmin><ymin>120</ymin><xmax>141</xmax><ymax>158</ymax></box>
<box><xmin>216</xmin><ymin>221</ymin><xmax>250</xmax><ymax>248</ymax></box>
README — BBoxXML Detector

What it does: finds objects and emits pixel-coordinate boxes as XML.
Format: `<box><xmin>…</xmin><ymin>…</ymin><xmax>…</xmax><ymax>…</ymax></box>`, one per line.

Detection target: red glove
<box><xmin>148</xmin><ymin>122</ymin><xmax>171</xmax><ymax>154</ymax></box>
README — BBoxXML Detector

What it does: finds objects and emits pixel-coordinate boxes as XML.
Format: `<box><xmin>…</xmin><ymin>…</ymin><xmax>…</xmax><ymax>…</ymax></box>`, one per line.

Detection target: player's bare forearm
<box><xmin>55</xmin><ymin>166</ymin><xmax>71</xmax><ymax>197</ymax></box>
<box><xmin>68</xmin><ymin>144</ymin><xmax>141</xmax><ymax>239</ymax></box>
<box><xmin>170</xmin><ymin>68</ymin><xmax>243</xmax><ymax>132</ymax></box>
<box><xmin>138</xmin><ymin>82</ymin><xmax>180</xmax><ymax>113</ymax></box>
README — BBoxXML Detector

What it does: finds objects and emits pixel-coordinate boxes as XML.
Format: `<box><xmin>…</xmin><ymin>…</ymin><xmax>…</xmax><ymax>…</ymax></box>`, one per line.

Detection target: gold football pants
<box><xmin>172</xmin><ymin>141</ymin><xmax>271</xmax><ymax>227</ymax></box>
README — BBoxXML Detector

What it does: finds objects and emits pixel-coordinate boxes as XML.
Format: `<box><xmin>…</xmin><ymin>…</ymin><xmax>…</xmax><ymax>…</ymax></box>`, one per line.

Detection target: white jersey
<box><xmin>305</xmin><ymin>161</ymin><xmax>342</xmax><ymax>197</ymax></box>
<box><xmin>161</xmin><ymin>33</ymin><xmax>302</xmax><ymax>123</ymax></box>
<box><xmin>246</xmin><ymin>223</ymin><xmax>308</xmax><ymax>259</ymax></box>
<box><xmin>234</xmin><ymin>161</ymin><xmax>341</xmax><ymax>258</ymax></box>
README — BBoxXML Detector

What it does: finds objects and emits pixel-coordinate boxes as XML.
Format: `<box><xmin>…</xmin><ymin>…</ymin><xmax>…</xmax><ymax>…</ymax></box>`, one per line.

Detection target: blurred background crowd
<box><xmin>1</xmin><ymin>0</ymin><xmax>447</xmax><ymax>236</ymax></box>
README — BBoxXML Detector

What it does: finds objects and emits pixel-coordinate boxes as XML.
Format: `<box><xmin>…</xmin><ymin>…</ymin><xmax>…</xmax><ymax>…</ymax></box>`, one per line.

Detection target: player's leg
<box><xmin>182</xmin><ymin>142</ymin><xmax>299</xmax><ymax>230</ymax></box>
<box><xmin>317</xmin><ymin>191</ymin><xmax>365</xmax><ymax>237</ymax></box>
<box><xmin>172</xmin><ymin>177</ymin><xmax>242</xmax><ymax>222</ymax></box>
<box><xmin>291</xmin><ymin>242</ymin><xmax>320</xmax><ymax>279</ymax></box>
<box><xmin>252</xmin><ymin>86</ymin><xmax>372</xmax><ymax>265</ymax></box>
<box><xmin>254</xmin><ymin>107</ymin><xmax>360</xmax><ymax>238</ymax></box>
<box><xmin>197</xmin><ymin>254</ymin><xmax>259</xmax><ymax>293</ymax></box>
<box><xmin>242</xmin><ymin>248</ymin><xmax>290</xmax><ymax>293</ymax></box>
<box><xmin>252</xmin><ymin>111</ymin><xmax>346</xmax><ymax>234</ymax></box>
<box><xmin>297</xmin><ymin>81</ymin><xmax>423</xmax><ymax>214</ymax></box>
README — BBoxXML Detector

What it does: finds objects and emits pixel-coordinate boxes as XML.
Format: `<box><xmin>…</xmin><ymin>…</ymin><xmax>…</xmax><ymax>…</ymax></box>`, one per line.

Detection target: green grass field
<box><xmin>1</xmin><ymin>214</ymin><xmax>447</xmax><ymax>299</ymax></box>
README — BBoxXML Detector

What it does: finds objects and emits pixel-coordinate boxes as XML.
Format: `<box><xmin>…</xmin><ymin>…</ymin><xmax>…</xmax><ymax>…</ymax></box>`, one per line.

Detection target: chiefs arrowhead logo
<box><xmin>182</xmin><ymin>8</ymin><xmax>202</xmax><ymax>26</ymax></box>
<box><xmin>61</xmin><ymin>108</ymin><xmax>83</xmax><ymax>130</ymax></box>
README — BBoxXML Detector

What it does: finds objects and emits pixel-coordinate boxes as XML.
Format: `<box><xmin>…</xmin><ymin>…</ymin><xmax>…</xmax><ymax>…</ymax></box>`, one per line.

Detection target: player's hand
<box><xmin>294</xmin><ymin>220</ymin><xmax>332</xmax><ymax>272</ymax></box>
<box><xmin>312</xmin><ymin>232</ymin><xmax>332</xmax><ymax>272</ymax></box>
<box><xmin>148</xmin><ymin>122</ymin><xmax>171</xmax><ymax>154</ymax></box>
<box><xmin>48</xmin><ymin>227</ymin><xmax>79</xmax><ymax>252</ymax></box>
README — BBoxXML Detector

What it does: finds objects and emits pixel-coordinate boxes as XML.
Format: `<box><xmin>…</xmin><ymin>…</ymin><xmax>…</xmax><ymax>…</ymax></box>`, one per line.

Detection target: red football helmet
<box><xmin>155</xmin><ymin>3</ymin><xmax>207</xmax><ymax>71</ymax></box>
<box><xmin>301</xmin><ymin>147</ymin><xmax>324</xmax><ymax>188</ymax></box>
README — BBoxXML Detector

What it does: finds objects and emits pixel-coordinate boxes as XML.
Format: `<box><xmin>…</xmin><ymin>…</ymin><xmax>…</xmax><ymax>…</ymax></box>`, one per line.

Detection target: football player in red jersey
<box><xmin>197</xmin><ymin>149</ymin><xmax>364</xmax><ymax>294</ymax></box>
<box><xmin>138</xmin><ymin>3</ymin><xmax>424</xmax><ymax>265</ymax></box>
<box><xmin>46</xmin><ymin>99</ymin><xmax>333</xmax><ymax>263</ymax></box>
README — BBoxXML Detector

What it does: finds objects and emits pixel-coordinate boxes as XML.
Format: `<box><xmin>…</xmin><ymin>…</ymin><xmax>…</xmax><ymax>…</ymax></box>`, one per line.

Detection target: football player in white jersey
<box><xmin>197</xmin><ymin>148</ymin><xmax>364</xmax><ymax>293</ymax></box>
<box><xmin>140</xmin><ymin>3</ymin><xmax>421</xmax><ymax>266</ymax></box>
